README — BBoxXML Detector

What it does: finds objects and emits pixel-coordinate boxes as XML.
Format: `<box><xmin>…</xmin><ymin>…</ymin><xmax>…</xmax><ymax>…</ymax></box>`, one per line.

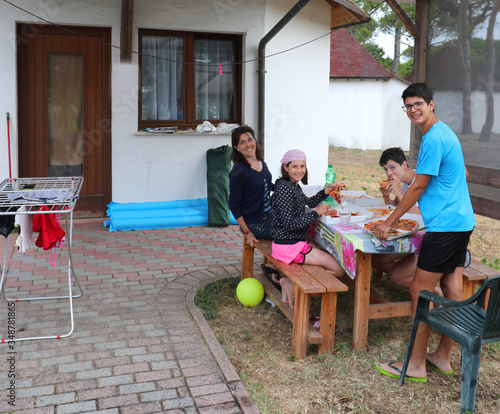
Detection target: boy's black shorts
<box><xmin>417</xmin><ymin>230</ymin><xmax>473</xmax><ymax>274</ymax></box>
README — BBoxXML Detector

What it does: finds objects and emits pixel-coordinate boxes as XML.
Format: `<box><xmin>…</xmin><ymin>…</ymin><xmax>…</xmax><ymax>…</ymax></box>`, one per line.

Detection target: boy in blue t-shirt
<box><xmin>375</xmin><ymin>83</ymin><xmax>475</xmax><ymax>383</ymax></box>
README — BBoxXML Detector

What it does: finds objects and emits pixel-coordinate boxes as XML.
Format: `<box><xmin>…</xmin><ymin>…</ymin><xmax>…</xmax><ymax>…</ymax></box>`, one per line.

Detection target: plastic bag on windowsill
<box><xmin>196</xmin><ymin>121</ymin><xmax>217</xmax><ymax>133</ymax></box>
<box><xmin>216</xmin><ymin>122</ymin><xmax>240</xmax><ymax>133</ymax></box>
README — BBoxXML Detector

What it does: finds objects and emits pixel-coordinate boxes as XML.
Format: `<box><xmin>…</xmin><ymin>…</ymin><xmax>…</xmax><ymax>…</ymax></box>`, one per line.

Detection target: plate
<box><xmin>318</xmin><ymin>204</ymin><xmax>368</xmax><ymax>225</ymax></box>
<box><xmin>359</xmin><ymin>212</ymin><xmax>425</xmax><ymax>240</ymax></box>
<box><xmin>364</xmin><ymin>205</ymin><xmax>396</xmax><ymax>218</ymax></box>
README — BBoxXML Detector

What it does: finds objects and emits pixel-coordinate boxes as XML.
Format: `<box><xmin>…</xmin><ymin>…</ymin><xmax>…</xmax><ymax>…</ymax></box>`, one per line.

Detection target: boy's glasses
<box><xmin>402</xmin><ymin>100</ymin><xmax>429</xmax><ymax>112</ymax></box>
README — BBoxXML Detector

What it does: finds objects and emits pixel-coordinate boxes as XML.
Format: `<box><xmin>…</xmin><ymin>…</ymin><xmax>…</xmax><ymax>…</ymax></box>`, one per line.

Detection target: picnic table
<box><xmin>307</xmin><ymin>219</ymin><xmax>424</xmax><ymax>351</ymax></box>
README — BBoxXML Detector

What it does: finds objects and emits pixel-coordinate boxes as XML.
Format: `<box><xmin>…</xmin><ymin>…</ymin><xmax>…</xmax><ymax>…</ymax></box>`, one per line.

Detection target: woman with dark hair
<box><xmin>229</xmin><ymin>126</ymin><xmax>273</xmax><ymax>248</ymax></box>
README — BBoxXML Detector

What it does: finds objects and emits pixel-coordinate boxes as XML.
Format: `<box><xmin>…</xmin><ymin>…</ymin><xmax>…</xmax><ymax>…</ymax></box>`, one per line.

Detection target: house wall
<box><xmin>0</xmin><ymin>0</ymin><xmax>332</xmax><ymax>204</ymax></box>
<box><xmin>263</xmin><ymin>0</ymin><xmax>331</xmax><ymax>184</ymax></box>
<box><xmin>328</xmin><ymin>78</ymin><xmax>411</xmax><ymax>151</ymax></box>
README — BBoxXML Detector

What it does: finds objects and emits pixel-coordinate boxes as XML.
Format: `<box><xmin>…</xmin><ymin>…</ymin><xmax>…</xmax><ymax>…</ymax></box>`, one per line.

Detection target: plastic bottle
<box><xmin>325</xmin><ymin>164</ymin><xmax>336</xmax><ymax>184</ymax></box>
<box><xmin>325</xmin><ymin>164</ymin><xmax>336</xmax><ymax>202</ymax></box>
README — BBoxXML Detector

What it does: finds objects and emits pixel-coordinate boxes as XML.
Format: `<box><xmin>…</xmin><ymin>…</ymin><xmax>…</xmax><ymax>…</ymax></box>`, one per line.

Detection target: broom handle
<box><xmin>6</xmin><ymin>112</ymin><xmax>12</xmax><ymax>179</ymax></box>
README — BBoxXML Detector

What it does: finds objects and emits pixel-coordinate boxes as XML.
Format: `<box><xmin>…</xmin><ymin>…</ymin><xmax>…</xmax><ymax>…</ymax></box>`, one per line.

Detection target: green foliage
<box><xmin>350</xmin><ymin>0</ymin><xmax>416</xmax><ymax>75</ymax></box>
<box><xmin>380</xmin><ymin>3</ymin><xmax>415</xmax><ymax>35</ymax></box>
<box><xmin>346</xmin><ymin>17</ymin><xmax>378</xmax><ymax>44</ymax></box>
<box><xmin>397</xmin><ymin>59</ymin><xmax>414</xmax><ymax>78</ymax></box>
<box><xmin>480</xmin><ymin>257</ymin><xmax>500</xmax><ymax>270</ymax></box>
<box><xmin>363</xmin><ymin>42</ymin><xmax>387</xmax><ymax>61</ymax></box>
<box><xmin>334</xmin><ymin>342</ymin><xmax>348</xmax><ymax>353</ymax></box>
<box><xmin>194</xmin><ymin>277</ymin><xmax>239</xmax><ymax>320</ymax></box>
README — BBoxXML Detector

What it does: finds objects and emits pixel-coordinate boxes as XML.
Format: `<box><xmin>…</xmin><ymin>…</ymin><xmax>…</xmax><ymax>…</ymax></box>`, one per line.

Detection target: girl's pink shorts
<box><xmin>271</xmin><ymin>241</ymin><xmax>312</xmax><ymax>264</ymax></box>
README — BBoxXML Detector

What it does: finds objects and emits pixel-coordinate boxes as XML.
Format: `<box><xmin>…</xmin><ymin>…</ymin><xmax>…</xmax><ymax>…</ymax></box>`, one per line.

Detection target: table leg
<box><xmin>353</xmin><ymin>251</ymin><xmax>371</xmax><ymax>351</ymax></box>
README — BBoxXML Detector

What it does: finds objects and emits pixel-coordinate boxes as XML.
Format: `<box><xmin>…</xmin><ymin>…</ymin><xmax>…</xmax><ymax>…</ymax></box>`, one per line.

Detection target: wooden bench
<box><xmin>463</xmin><ymin>259</ymin><xmax>498</xmax><ymax>307</ymax></box>
<box><xmin>374</xmin><ymin>258</ymin><xmax>498</xmax><ymax>304</ymax></box>
<box><xmin>241</xmin><ymin>239</ymin><xmax>348</xmax><ymax>359</ymax></box>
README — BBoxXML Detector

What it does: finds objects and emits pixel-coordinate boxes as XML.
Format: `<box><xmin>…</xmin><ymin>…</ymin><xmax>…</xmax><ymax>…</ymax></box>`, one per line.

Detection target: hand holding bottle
<box><xmin>324</xmin><ymin>183</ymin><xmax>338</xmax><ymax>195</ymax></box>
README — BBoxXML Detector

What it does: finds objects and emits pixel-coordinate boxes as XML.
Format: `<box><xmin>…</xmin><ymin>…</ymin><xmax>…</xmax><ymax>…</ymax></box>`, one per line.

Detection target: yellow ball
<box><xmin>236</xmin><ymin>278</ymin><xmax>264</xmax><ymax>307</ymax></box>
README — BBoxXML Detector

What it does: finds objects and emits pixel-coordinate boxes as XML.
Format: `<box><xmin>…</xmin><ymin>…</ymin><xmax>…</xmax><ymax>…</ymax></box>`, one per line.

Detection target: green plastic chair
<box><xmin>398</xmin><ymin>274</ymin><xmax>500</xmax><ymax>414</ymax></box>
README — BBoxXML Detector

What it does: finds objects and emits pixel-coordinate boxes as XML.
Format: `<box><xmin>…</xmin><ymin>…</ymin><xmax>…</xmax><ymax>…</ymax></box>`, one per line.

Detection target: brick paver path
<box><xmin>0</xmin><ymin>221</ymin><xmax>260</xmax><ymax>413</ymax></box>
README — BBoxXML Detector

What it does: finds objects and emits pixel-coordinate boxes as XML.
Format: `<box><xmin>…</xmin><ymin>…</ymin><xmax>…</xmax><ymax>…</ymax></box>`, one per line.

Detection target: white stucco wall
<box><xmin>328</xmin><ymin>78</ymin><xmax>411</xmax><ymax>151</ymax></box>
<box><xmin>263</xmin><ymin>0</ymin><xmax>332</xmax><ymax>185</ymax></box>
<box><xmin>0</xmin><ymin>0</ymin><xmax>333</xmax><ymax>203</ymax></box>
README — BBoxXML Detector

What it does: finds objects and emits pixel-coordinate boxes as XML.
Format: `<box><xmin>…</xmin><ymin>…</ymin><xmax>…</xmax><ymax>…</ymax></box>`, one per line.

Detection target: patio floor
<box><xmin>0</xmin><ymin>219</ymin><xmax>260</xmax><ymax>414</ymax></box>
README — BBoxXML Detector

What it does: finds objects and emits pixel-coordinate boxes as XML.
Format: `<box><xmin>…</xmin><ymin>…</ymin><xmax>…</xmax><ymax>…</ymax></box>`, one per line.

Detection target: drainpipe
<box><xmin>258</xmin><ymin>0</ymin><xmax>312</xmax><ymax>149</ymax></box>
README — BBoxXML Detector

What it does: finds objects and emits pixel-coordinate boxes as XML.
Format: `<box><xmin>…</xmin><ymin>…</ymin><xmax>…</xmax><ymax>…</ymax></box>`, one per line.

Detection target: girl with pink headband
<box><xmin>270</xmin><ymin>149</ymin><xmax>346</xmax><ymax>310</ymax></box>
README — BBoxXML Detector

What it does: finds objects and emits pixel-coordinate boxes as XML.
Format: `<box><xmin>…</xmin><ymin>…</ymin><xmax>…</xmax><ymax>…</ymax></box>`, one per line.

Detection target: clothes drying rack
<box><xmin>0</xmin><ymin>177</ymin><xmax>84</xmax><ymax>342</ymax></box>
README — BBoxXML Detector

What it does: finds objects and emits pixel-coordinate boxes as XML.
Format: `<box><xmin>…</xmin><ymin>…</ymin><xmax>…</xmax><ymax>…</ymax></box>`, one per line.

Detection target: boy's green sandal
<box><xmin>426</xmin><ymin>357</ymin><xmax>453</xmax><ymax>375</ymax></box>
<box><xmin>376</xmin><ymin>362</ymin><xmax>427</xmax><ymax>383</ymax></box>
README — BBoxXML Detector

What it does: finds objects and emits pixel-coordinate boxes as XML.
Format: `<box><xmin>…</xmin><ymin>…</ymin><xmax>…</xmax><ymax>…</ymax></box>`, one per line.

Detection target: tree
<box><xmin>349</xmin><ymin>1</ymin><xmax>415</xmax><ymax>77</ymax></box>
<box><xmin>347</xmin><ymin>4</ymin><xmax>379</xmax><ymax>45</ymax></box>
<box><xmin>479</xmin><ymin>0</ymin><xmax>500</xmax><ymax>141</ymax></box>
<box><xmin>377</xmin><ymin>3</ymin><xmax>415</xmax><ymax>75</ymax></box>
<box><xmin>429</xmin><ymin>0</ymin><xmax>495</xmax><ymax>134</ymax></box>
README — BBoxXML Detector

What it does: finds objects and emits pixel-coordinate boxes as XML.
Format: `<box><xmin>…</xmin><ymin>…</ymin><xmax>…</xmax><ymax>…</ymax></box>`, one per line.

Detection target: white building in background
<box><xmin>328</xmin><ymin>29</ymin><xmax>411</xmax><ymax>151</ymax></box>
<box><xmin>1</xmin><ymin>0</ymin><xmax>362</xmax><ymax>216</ymax></box>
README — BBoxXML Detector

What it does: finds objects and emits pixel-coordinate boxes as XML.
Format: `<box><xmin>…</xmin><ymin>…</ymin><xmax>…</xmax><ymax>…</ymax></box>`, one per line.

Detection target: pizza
<box><xmin>392</xmin><ymin>218</ymin><xmax>419</xmax><ymax>232</ymax></box>
<box><xmin>328</xmin><ymin>183</ymin><xmax>345</xmax><ymax>204</ymax></box>
<box><xmin>379</xmin><ymin>178</ymin><xmax>390</xmax><ymax>188</ymax></box>
<box><xmin>329</xmin><ymin>188</ymin><xmax>341</xmax><ymax>204</ymax></box>
<box><xmin>324</xmin><ymin>209</ymin><xmax>361</xmax><ymax>218</ymax></box>
<box><xmin>364</xmin><ymin>220</ymin><xmax>401</xmax><ymax>237</ymax></box>
<box><xmin>364</xmin><ymin>218</ymin><xmax>420</xmax><ymax>237</ymax></box>
<box><xmin>367</xmin><ymin>207</ymin><xmax>393</xmax><ymax>217</ymax></box>
<box><xmin>324</xmin><ymin>208</ymin><xmax>339</xmax><ymax>217</ymax></box>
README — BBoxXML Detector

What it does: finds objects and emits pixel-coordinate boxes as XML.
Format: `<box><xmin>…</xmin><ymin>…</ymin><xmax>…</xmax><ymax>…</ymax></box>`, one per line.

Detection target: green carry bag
<box><xmin>206</xmin><ymin>145</ymin><xmax>232</xmax><ymax>227</ymax></box>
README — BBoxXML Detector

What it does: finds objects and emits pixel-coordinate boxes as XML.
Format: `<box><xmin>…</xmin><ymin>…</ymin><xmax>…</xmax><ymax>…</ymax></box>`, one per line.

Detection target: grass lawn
<box><xmin>197</xmin><ymin>148</ymin><xmax>500</xmax><ymax>414</ymax></box>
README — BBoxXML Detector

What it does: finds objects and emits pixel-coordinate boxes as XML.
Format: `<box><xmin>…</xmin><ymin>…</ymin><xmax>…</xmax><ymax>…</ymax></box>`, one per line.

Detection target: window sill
<box><xmin>134</xmin><ymin>130</ymin><xmax>231</xmax><ymax>137</ymax></box>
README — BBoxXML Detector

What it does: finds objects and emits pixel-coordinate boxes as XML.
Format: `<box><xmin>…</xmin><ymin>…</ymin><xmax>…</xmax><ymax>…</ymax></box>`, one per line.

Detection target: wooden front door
<box><xmin>17</xmin><ymin>24</ymin><xmax>111</xmax><ymax>217</ymax></box>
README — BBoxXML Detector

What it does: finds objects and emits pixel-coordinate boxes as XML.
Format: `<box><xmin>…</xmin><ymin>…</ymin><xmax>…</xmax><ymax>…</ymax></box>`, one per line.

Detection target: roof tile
<box><xmin>330</xmin><ymin>28</ymin><xmax>393</xmax><ymax>79</ymax></box>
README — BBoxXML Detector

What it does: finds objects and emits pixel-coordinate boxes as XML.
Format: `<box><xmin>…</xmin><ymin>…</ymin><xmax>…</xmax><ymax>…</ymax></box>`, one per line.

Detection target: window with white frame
<box><xmin>139</xmin><ymin>29</ymin><xmax>242</xmax><ymax>130</ymax></box>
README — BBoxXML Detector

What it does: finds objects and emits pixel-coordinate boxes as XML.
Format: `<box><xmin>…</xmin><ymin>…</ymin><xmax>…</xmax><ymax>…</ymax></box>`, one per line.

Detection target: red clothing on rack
<box><xmin>32</xmin><ymin>206</ymin><xmax>65</xmax><ymax>250</ymax></box>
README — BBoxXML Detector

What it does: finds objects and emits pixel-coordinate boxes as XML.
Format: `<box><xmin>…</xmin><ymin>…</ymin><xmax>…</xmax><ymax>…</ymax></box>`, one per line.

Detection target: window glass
<box><xmin>141</xmin><ymin>35</ymin><xmax>184</xmax><ymax>121</ymax></box>
<box><xmin>48</xmin><ymin>53</ymin><xmax>84</xmax><ymax>177</ymax></box>
<box><xmin>139</xmin><ymin>30</ymin><xmax>241</xmax><ymax>129</ymax></box>
<box><xmin>194</xmin><ymin>39</ymin><xmax>235</xmax><ymax>120</ymax></box>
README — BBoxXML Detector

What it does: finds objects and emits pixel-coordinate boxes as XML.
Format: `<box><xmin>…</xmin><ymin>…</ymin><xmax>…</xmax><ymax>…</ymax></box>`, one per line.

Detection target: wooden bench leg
<box><xmin>463</xmin><ymin>278</ymin><xmax>475</xmax><ymax>300</ymax></box>
<box><xmin>291</xmin><ymin>288</ymin><xmax>310</xmax><ymax>359</ymax></box>
<box><xmin>241</xmin><ymin>242</ymin><xmax>255</xmax><ymax>279</ymax></box>
<box><xmin>318</xmin><ymin>292</ymin><xmax>337</xmax><ymax>354</ymax></box>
